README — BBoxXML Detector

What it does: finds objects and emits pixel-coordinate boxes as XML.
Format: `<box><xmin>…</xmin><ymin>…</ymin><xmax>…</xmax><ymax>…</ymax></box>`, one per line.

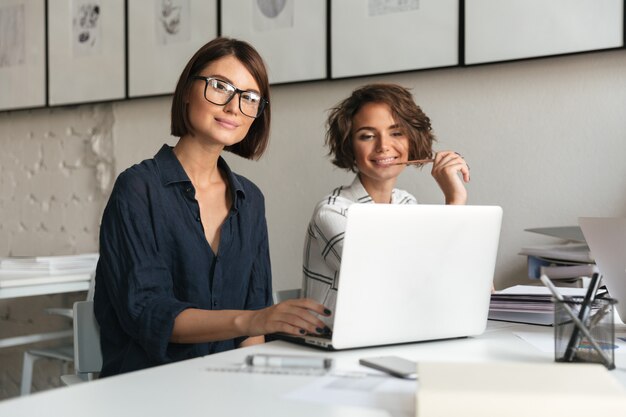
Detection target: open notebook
<box><xmin>282</xmin><ymin>204</ymin><xmax>503</xmax><ymax>350</ymax></box>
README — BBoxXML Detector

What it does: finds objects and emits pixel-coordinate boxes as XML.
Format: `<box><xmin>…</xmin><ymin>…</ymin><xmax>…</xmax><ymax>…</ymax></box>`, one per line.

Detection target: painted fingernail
<box><xmin>324</xmin><ymin>309</ymin><xmax>332</xmax><ymax>316</ymax></box>
<box><xmin>299</xmin><ymin>329</ymin><xmax>306</xmax><ymax>335</ymax></box>
<box><xmin>316</xmin><ymin>327</ymin><xmax>324</xmax><ymax>334</ymax></box>
<box><xmin>324</xmin><ymin>327</ymin><xmax>332</xmax><ymax>334</ymax></box>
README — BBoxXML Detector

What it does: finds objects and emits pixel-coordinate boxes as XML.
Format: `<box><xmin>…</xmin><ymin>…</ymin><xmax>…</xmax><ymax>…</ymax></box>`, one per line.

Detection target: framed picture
<box><xmin>127</xmin><ymin>0</ymin><xmax>218</xmax><ymax>98</ymax></box>
<box><xmin>47</xmin><ymin>0</ymin><xmax>125</xmax><ymax>106</ymax></box>
<box><xmin>464</xmin><ymin>0</ymin><xmax>624</xmax><ymax>65</ymax></box>
<box><xmin>331</xmin><ymin>0</ymin><xmax>459</xmax><ymax>79</ymax></box>
<box><xmin>0</xmin><ymin>0</ymin><xmax>46</xmax><ymax>111</ymax></box>
<box><xmin>220</xmin><ymin>0</ymin><xmax>326</xmax><ymax>84</ymax></box>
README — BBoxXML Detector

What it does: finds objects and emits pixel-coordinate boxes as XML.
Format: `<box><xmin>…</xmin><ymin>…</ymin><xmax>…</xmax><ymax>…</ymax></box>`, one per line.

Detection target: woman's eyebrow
<box><xmin>202</xmin><ymin>74</ymin><xmax>261</xmax><ymax>94</ymax></box>
<box><xmin>353</xmin><ymin>126</ymin><xmax>375</xmax><ymax>133</ymax></box>
<box><xmin>354</xmin><ymin>124</ymin><xmax>401</xmax><ymax>133</ymax></box>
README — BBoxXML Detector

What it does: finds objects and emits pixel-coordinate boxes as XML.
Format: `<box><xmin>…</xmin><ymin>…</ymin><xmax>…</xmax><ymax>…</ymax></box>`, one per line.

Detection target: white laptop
<box><xmin>578</xmin><ymin>217</ymin><xmax>626</xmax><ymax>323</ymax></box>
<box><xmin>283</xmin><ymin>204</ymin><xmax>503</xmax><ymax>350</ymax></box>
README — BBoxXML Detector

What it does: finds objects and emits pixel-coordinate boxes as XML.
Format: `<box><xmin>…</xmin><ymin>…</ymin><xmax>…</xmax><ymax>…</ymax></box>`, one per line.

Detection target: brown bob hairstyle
<box><xmin>326</xmin><ymin>83</ymin><xmax>435</xmax><ymax>172</ymax></box>
<box><xmin>171</xmin><ymin>37</ymin><xmax>271</xmax><ymax>160</ymax></box>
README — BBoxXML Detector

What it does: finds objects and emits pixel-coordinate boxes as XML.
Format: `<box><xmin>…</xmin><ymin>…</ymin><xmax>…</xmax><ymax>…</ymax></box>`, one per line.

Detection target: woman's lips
<box><xmin>215</xmin><ymin>117</ymin><xmax>240</xmax><ymax>129</ymax></box>
<box><xmin>370</xmin><ymin>156</ymin><xmax>398</xmax><ymax>167</ymax></box>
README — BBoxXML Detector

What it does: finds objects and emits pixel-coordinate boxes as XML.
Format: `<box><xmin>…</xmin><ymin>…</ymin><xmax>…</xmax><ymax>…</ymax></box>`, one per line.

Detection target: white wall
<box><xmin>112</xmin><ymin>49</ymin><xmax>626</xmax><ymax>291</ymax></box>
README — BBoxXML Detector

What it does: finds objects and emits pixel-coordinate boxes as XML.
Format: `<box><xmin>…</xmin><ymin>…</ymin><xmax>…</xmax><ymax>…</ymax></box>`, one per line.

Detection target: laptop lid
<box><xmin>578</xmin><ymin>217</ymin><xmax>626</xmax><ymax>322</ymax></box>
<box><xmin>330</xmin><ymin>204</ymin><xmax>503</xmax><ymax>350</ymax></box>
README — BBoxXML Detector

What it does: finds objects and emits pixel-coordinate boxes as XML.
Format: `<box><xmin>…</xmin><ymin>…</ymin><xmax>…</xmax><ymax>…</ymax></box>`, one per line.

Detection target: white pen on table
<box><xmin>245</xmin><ymin>354</ymin><xmax>332</xmax><ymax>370</ymax></box>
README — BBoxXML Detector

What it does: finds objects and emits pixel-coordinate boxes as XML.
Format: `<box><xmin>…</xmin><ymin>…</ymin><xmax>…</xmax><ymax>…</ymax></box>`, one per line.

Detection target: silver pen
<box><xmin>245</xmin><ymin>354</ymin><xmax>332</xmax><ymax>370</ymax></box>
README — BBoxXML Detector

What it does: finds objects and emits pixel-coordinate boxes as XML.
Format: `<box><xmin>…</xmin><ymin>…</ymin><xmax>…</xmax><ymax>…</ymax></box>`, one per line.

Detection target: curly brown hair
<box><xmin>170</xmin><ymin>37</ymin><xmax>271</xmax><ymax>160</ymax></box>
<box><xmin>326</xmin><ymin>83</ymin><xmax>435</xmax><ymax>172</ymax></box>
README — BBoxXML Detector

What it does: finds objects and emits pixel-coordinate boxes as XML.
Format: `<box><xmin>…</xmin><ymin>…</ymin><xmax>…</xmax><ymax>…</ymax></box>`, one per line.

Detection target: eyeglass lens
<box><xmin>204</xmin><ymin>78</ymin><xmax>264</xmax><ymax>118</ymax></box>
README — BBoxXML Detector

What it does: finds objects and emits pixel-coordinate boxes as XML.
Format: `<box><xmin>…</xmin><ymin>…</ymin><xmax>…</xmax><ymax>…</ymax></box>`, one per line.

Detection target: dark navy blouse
<box><xmin>94</xmin><ymin>145</ymin><xmax>273</xmax><ymax>377</ymax></box>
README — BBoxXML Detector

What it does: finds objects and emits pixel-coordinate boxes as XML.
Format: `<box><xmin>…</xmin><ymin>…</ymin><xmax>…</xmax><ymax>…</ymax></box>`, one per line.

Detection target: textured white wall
<box><xmin>0</xmin><ymin>105</ymin><xmax>113</xmax><ymax>398</ymax></box>
<box><xmin>0</xmin><ymin>105</ymin><xmax>114</xmax><ymax>256</ymax></box>
<box><xmin>1</xmin><ymin>48</ymin><xmax>626</xmax><ymax>398</ymax></box>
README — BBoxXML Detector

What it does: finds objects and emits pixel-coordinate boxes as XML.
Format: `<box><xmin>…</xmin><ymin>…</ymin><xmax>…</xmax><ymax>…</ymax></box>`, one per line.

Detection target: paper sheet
<box><xmin>514</xmin><ymin>330</ymin><xmax>555</xmax><ymax>353</ymax></box>
<box><xmin>285</xmin><ymin>374</ymin><xmax>415</xmax><ymax>417</ymax></box>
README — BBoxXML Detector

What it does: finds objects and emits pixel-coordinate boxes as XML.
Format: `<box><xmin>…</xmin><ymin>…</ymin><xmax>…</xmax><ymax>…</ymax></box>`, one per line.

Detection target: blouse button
<box><xmin>196</xmin><ymin>216</ymin><xmax>201</xmax><ymax>222</ymax></box>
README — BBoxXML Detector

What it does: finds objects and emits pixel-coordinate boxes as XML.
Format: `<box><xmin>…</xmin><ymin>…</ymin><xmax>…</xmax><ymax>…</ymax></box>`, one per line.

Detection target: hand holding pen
<box><xmin>391</xmin><ymin>151</ymin><xmax>469</xmax><ymax>205</ymax></box>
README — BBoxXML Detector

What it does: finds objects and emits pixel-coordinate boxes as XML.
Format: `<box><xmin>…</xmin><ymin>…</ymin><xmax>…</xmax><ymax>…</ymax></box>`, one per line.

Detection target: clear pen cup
<box><xmin>554</xmin><ymin>296</ymin><xmax>617</xmax><ymax>370</ymax></box>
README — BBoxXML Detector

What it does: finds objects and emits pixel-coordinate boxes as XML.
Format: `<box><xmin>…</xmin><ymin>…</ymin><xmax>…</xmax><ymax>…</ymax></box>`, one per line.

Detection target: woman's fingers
<box><xmin>433</xmin><ymin>151</ymin><xmax>470</xmax><ymax>183</ymax></box>
<box><xmin>431</xmin><ymin>150</ymin><xmax>469</xmax><ymax>205</ymax></box>
<box><xmin>283</xmin><ymin>298</ymin><xmax>331</xmax><ymax>317</ymax></box>
<box><xmin>251</xmin><ymin>299</ymin><xmax>331</xmax><ymax>336</ymax></box>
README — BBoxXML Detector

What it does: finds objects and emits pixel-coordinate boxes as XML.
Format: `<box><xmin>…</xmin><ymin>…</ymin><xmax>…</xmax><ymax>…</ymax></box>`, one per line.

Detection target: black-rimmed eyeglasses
<box><xmin>190</xmin><ymin>76</ymin><xmax>268</xmax><ymax>119</ymax></box>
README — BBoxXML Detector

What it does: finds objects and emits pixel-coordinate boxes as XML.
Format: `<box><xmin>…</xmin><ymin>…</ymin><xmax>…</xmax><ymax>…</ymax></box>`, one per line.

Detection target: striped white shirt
<box><xmin>301</xmin><ymin>176</ymin><xmax>417</xmax><ymax>328</ymax></box>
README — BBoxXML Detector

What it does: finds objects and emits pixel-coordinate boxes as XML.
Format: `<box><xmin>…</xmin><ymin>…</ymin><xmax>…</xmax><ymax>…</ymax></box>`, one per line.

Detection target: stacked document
<box><xmin>0</xmin><ymin>254</ymin><xmax>99</xmax><ymax>287</ymax></box>
<box><xmin>520</xmin><ymin>226</ymin><xmax>597</xmax><ymax>286</ymax></box>
<box><xmin>488</xmin><ymin>285</ymin><xmax>587</xmax><ymax>326</ymax></box>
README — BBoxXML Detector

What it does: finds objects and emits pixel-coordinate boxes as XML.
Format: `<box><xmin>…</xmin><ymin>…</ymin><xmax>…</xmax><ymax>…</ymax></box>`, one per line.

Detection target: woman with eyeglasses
<box><xmin>94</xmin><ymin>37</ymin><xmax>329</xmax><ymax>377</ymax></box>
<box><xmin>302</xmin><ymin>83</ymin><xmax>470</xmax><ymax>329</ymax></box>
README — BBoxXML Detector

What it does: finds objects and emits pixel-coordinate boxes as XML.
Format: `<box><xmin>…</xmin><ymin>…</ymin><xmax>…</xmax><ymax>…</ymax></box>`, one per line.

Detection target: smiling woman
<box><xmin>301</xmin><ymin>83</ymin><xmax>471</xmax><ymax>328</ymax></box>
<box><xmin>93</xmin><ymin>37</ymin><xmax>329</xmax><ymax>378</ymax></box>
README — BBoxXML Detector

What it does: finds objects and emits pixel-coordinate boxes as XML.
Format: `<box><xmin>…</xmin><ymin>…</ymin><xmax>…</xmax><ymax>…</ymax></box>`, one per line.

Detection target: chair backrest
<box><xmin>272</xmin><ymin>288</ymin><xmax>301</xmax><ymax>304</ymax></box>
<box><xmin>73</xmin><ymin>301</ymin><xmax>102</xmax><ymax>380</ymax></box>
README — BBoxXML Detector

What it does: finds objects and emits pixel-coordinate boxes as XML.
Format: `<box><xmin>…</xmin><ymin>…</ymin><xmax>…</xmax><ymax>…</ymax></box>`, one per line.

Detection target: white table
<box><xmin>0</xmin><ymin>272</ymin><xmax>92</xmax><ymax>300</ymax></box>
<box><xmin>0</xmin><ymin>321</ymin><xmax>624</xmax><ymax>416</ymax></box>
<box><xmin>0</xmin><ymin>273</ymin><xmax>91</xmax><ymax>349</ymax></box>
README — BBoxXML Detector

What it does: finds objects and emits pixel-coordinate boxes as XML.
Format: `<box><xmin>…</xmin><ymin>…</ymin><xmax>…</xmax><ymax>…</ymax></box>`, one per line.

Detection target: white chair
<box><xmin>19</xmin><ymin>308</ymin><xmax>74</xmax><ymax>395</ymax></box>
<box><xmin>272</xmin><ymin>288</ymin><xmax>301</xmax><ymax>303</ymax></box>
<box><xmin>20</xmin><ymin>274</ymin><xmax>95</xmax><ymax>395</ymax></box>
<box><xmin>61</xmin><ymin>300</ymin><xmax>102</xmax><ymax>384</ymax></box>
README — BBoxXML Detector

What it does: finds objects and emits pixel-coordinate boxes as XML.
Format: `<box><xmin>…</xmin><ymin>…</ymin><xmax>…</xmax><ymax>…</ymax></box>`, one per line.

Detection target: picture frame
<box><xmin>127</xmin><ymin>0</ymin><xmax>218</xmax><ymax>98</ymax></box>
<box><xmin>330</xmin><ymin>0</ymin><xmax>459</xmax><ymax>79</ymax></box>
<box><xmin>220</xmin><ymin>0</ymin><xmax>327</xmax><ymax>84</ymax></box>
<box><xmin>464</xmin><ymin>0</ymin><xmax>624</xmax><ymax>65</ymax></box>
<box><xmin>0</xmin><ymin>0</ymin><xmax>46</xmax><ymax>111</ymax></box>
<box><xmin>47</xmin><ymin>0</ymin><xmax>125</xmax><ymax>106</ymax></box>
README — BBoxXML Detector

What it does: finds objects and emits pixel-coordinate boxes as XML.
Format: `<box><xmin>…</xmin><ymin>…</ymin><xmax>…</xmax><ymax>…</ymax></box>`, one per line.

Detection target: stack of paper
<box><xmin>417</xmin><ymin>361</ymin><xmax>626</xmax><ymax>416</ymax></box>
<box><xmin>0</xmin><ymin>253</ymin><xmax>99</xmax><ymax>276</ymax></box>
<box><xmin>488</xmin><ymin>285</ymin><xmax>587</xmax><ymax>326</ymax></box>
<box><xmin>521</xmin><ymin>227</ymin><xmax>597</xmax><ymax>286</ymax></box>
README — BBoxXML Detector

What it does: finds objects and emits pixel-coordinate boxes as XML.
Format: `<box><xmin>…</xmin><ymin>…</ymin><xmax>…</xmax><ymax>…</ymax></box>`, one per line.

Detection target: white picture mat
<box><xmin>128</xmin><ymin>0</ymin><xmax>217</xmax><ymax>97</ymax></box>
<box><xmin>221</xmin><ymin>0</ymin><xmax>326</xmax><ymax>84</ymax></box>
<box><xmin>331</xmin><ymin>0</ymin><xmax>458</xmax><ymax>79</ymax></box>
<box><xmin>465</xmin><ymin>0</ymin><xmax>624</xmax><ymax>65</ymax></box>
<box><xmin>0</xmin><ymin>0</ymin><xmax>45</xmax><ymax>111</ymax></box>
<box><xmin>48</xmin><ymin>0</ymin><xmax>125</xmax><ymax>105</ymax></box>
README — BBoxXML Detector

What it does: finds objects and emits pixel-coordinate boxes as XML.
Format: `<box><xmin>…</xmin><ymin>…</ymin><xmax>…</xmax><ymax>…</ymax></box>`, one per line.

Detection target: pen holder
<box><xmin>554</xmin><ymin>296</ymin><xmax>617</xmax><ymax>370</ymax></box>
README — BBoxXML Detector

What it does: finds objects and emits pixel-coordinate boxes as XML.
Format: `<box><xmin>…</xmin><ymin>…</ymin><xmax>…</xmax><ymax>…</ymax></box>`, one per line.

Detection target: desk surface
<box><xmin>0</xmin><ymin>321</ymin><xmax>624</xmax><ymax>416</ymax></box>
<box><xmin>0</xmin><ymin>273</ymin><xmax>91</xmax><ymax>300</ymax></box>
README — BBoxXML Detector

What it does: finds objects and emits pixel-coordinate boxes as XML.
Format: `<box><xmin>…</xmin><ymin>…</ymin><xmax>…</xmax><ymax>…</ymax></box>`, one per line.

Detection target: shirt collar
<box><xmin>348</xmin><ymin>175</ymin><xmax>402</xmax><ymax>204</ymax></box>
<box><xmin>348</xmin><ymin>176</ymin><xmax>374</xmax><ymax>204</ymax></box>
<box><xmin>154</xmin><ymin>144</ymin><xmax>246</xmax><ymax>203</ymax></box>
<box><xmin>155</xmin><ymin>144</ymin><xmax>188</xmax><ymax>185</ymax></box>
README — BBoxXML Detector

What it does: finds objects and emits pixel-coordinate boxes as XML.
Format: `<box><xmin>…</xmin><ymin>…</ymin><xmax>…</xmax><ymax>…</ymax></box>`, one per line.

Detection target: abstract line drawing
<box><xmin>368</xmin><ymin>0</ymin><xmax>420</xmax><ymax>17</ymax></box>
<box><xmin>72</xmin><ymin>0</ymin><xmax>102</xmax><ymax>56</ymax></box>
<box><xmin>0</xmin><ymin>4</ymin><xmax>25</xmax><ymax>68</ymax></box>
<box><xmin>155</xmin><ymin>0</ymin><xmax>190</xmax><ymax>45</ymax></box>
<box><xmin>253</xmin><ymin>0</ymin><xmax>293</xmax><ymax>31</ymax></box>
